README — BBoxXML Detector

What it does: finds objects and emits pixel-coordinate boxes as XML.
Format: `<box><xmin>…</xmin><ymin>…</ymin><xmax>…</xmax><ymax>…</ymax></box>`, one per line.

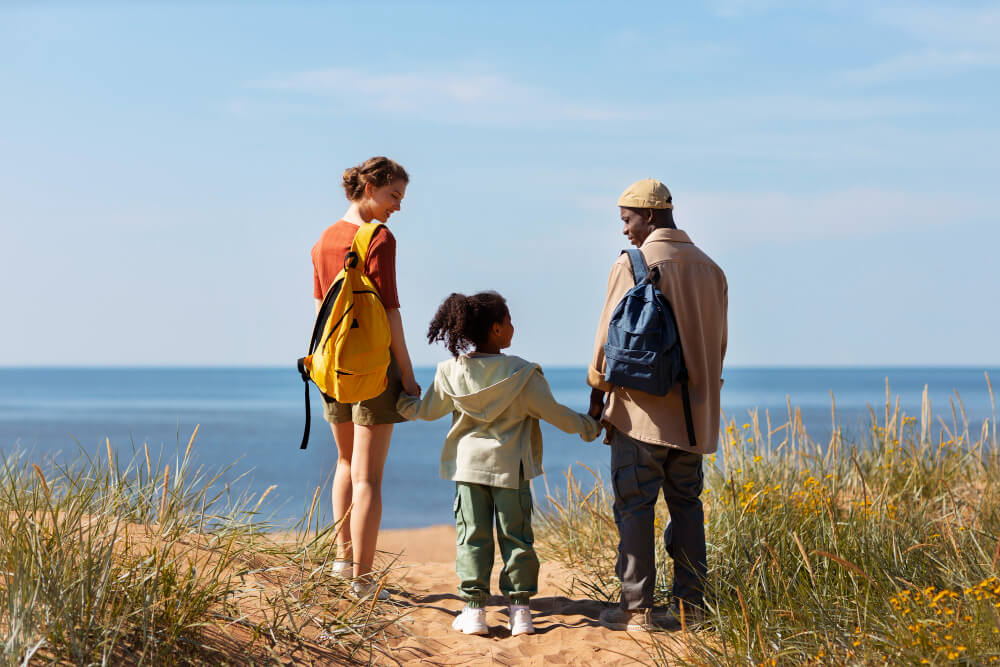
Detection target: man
<box><xmin>588</xmin><ymin>178</ymin><xmax>727</xmax><ymax>631</ymax></box>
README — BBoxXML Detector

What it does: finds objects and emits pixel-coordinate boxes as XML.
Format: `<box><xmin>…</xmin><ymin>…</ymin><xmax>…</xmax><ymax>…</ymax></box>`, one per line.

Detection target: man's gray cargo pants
<box><xmin>610</xmin><ymin>428</ymin><xmax>706</xmax><ymax>610</ymax></box>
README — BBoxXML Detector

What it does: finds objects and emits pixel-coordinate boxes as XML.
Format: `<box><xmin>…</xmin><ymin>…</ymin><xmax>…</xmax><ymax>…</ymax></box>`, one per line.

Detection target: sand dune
<box><xmin>376</xmin><ymin>525</ymin><xmax>682</xmax><ymax>665</ymax></box>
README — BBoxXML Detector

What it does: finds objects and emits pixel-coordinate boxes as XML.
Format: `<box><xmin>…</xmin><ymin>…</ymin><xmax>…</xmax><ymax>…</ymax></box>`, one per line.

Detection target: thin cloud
<box><xmin>576</xmin><ymin>187</ymin><xmax>995</xmax><ymax>248</ymax></box>
<box><xmin>245</xmin><ymin>61</ymin><xmax>954</xmax><ymax>129</ymax></box>
<box><xmin>602</xmin><ymin>29</ymin><xmax>739</xmax><ymax>67</ymax></box>
<box><xmin>705</xmin><ymin>0</ymin><xmax>787</xmax><ymax>18</ymax></box>
<box><xmin>869</xmin><ymin>4</ymin><xmax>1000</xmax><ymax>45</ymax></box>
<box><xmin>684</xmin><ymin>188</ymin><xmax>993</xmax><ymax>247</ymax></box>
<box><xmin>842</xmin><ymin>4</ymin><xmax>1000</xmax><ymax>84</ymax></box>
<box><xmin>249</xmin><ymin>68</ymin><xmax>629</xmax><ymax>125</ymax></box>
<box><xmin>257</xmin><ymin>68</ymin><xmax>506</xmax><ymax>104</ymax></box>
<box><xmin>841</xmin><ymin>49</ymin><xmax>1000</xmax><ymax>84</ymax></box>
<box><xmin>690</xmin><ymin>93</ymin><xmax>949</xmax><ymax>121</ymax></box>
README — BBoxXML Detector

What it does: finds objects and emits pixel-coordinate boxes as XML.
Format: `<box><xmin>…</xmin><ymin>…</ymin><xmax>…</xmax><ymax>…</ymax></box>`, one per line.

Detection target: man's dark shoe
<box><xmin>656</xmin><ymin>601</ymin><xmax>707</xmax><ymax>630</ymax></box>
<box><xmin>599</xmin><ymin>607</ymin><xmax>666</xmax><ymax>632</ymax></box>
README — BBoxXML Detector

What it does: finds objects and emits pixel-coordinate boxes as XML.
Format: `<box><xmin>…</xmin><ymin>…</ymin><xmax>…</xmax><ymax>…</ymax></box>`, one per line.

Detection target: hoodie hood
<box><xmin>437</xmin><ymin>354</ymin><xmax>541</xmax><ymax>422</ymax></box>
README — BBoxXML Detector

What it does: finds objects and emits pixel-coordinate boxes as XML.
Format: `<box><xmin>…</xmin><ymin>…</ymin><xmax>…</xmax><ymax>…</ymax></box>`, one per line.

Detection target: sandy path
<box><xmin>375</xmin><ymin>525</ymin><xmax>680</xmax><ymax>666</ymax></box>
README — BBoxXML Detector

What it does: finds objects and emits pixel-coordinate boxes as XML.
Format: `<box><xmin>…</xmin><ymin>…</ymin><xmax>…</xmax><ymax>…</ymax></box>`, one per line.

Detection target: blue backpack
<box><xmin>604</xmin><ymin>248</ymin><xmax>697</xmax><ymax>448</ymax></box>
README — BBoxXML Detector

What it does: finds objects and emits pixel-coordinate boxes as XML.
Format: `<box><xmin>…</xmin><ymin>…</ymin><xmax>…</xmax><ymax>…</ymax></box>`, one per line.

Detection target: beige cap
<box><xmin>617</xmin><ymin>178</ymin><xmax>673</xmax><ymax>209</ymax></box>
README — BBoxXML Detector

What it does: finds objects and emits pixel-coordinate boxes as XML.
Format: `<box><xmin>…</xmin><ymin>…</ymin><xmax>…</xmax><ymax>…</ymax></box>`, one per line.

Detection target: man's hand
<box><xmin>588</xmin><ymin>388</ymin><xmax>606</xmax><ymax>420</ymax></box>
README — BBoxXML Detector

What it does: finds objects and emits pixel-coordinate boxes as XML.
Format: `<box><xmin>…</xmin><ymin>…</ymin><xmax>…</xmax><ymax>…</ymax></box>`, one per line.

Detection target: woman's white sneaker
<box><xmin>507</xmin><ymin>604</ymin><xmax>535</xmax><ymax>636</ymax></box>
<box><xmin>331</xmin><ymin>560</ymin><xmax>353</xmax><ymax>577</ymax></box>
<box><xmin>350</xmin><ymin>580</ymin><xmax>390</xmax><ymax>601</ymax></box>
<box><xmin>452</xmin><ymin>607</ymin><xmax>489</xmax><ymax>635</ymax></box>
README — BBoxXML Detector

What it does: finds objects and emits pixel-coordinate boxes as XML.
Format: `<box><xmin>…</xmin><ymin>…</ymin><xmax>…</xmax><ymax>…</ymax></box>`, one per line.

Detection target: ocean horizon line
<box><xmin>1</xmin><ymin>363</ymin><xmax>997</xmax><ymax>371</ymax></box>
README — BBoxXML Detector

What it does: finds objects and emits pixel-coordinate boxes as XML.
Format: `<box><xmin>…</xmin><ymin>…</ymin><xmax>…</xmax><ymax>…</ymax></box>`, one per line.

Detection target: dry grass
<box><xmin>537</xmin><ymin>374</ymin><xmax>1000</xmax><ymax>665</ymax></box>
<box><xmin>0</xmin><ymin>429</ymin><xmax>406</xmax><ymax>666</ymax></box>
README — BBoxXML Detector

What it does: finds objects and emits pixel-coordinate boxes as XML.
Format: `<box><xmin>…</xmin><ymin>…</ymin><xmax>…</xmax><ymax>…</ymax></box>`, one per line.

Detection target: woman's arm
<box><xmin>318</xmin><ymin>298</ymin><xmax>419</xmax><ymax>395</ymax></box>
<box><xmin>386</xmin><ymin>307</ymin><xmax>420</xmax><ymax>396</ymax></box>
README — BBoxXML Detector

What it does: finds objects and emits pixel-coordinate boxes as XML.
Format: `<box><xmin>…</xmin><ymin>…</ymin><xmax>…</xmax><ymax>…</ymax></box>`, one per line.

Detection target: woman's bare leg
<box><xmin>330</xmin><ymin>421</ymin><xmax>355</xmax><ymax>563</ymax></box>
<box><xmin>350</xmin><ymin>423</ymin><xmax>393</xmax><ymax>579</ymax></box>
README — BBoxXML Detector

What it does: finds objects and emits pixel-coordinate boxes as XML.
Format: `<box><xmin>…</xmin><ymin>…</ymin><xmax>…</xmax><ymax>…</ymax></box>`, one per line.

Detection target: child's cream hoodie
<box><xmin>397</xmin><ymin>354</ymin><xmax>601</xmax><ymax>489</ymax></box>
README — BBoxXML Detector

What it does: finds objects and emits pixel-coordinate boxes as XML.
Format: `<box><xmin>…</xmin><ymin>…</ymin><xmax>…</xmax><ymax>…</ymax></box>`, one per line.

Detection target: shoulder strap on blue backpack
<box><xmin>622</xmin><ymin>248</ymin><xmax>648</xmax><ymax>285</ymax></box>
<box><xmin>615</xmin><ymin>247</ymin><xmax>698</xmax><ymax>450</ymax></box>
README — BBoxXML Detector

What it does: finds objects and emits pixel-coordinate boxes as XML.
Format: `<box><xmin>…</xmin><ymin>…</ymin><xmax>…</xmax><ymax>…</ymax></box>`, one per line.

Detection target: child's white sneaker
<box><xmin>451</xmin><ymin>606</ymin><xmax>489</xmax><ymax>635</ymax></box>
<box><xmin>507</xmin><ymin>604</ymin><xmax>535</xmax><ymax>636</ymax></box>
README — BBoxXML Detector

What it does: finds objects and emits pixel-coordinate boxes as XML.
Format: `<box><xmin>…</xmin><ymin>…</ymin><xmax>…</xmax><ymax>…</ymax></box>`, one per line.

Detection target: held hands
<box><xmin>580</xmin><ymin>414</ymin><xmax>603</xmax><ymax>442</ymax></box>
<box><xmin>402</xmin><ymin>374</ymin><xmax>421</xmax><ymax>397</ymax></box>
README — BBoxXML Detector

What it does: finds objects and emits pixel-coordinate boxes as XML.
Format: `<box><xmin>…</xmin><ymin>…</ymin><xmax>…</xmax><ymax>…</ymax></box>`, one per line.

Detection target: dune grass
<box><xmin>537</xmin><ymin>375</ymin><xmax>1000</xmax><ymax>665</ymax></box>
<box><xmin>0</xmin><ymin>428</ymin><xmax>403</xmax><ymax>666</ymax></box>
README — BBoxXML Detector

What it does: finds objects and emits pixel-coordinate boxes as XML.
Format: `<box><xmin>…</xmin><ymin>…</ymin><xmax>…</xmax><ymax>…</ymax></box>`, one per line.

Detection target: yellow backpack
<box><xmin>298</xmin><ymin>222</ymin><xmax>391</xmax><ymax>448</ymax></box>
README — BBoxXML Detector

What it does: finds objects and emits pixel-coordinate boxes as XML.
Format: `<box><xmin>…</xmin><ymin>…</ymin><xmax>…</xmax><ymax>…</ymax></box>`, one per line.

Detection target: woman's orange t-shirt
<box><xmin>311</xmin><ymin>220</ymin><xmax>400</xmax><ymax>309</ymax></box>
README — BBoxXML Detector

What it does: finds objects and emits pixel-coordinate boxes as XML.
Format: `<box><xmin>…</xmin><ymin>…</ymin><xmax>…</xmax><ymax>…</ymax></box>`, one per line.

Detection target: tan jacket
<box><xmin>587</xmin><ymin>228</ymin><xmax>728</xmax><ymax>455</ymax></box>
<box><xmin>398</xmin><ymin>354</ymin><xmax>601</xmax><ymax>489</ymax></box>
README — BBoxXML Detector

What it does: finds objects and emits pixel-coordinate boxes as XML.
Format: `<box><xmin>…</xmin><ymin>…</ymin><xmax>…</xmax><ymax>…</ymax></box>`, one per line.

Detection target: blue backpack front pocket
<box><xmin>603</xmin><ymin>248</ymin><xmax>697</xmax><ymax>447</ymax></box>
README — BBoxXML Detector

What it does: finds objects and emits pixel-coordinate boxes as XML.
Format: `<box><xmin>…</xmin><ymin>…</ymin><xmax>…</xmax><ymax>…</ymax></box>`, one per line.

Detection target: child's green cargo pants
<box><xmin>453</xmin><ymin>479</ymin><xmax>539</xmax><ymax>608</ymax></box>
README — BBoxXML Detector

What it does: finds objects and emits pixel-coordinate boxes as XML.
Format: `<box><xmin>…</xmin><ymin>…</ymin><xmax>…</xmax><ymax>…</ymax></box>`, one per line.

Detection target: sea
<box><xmin>0</xmin><ymin>367</ymin><xmax>995</xmax><ymax>530</ymax></box>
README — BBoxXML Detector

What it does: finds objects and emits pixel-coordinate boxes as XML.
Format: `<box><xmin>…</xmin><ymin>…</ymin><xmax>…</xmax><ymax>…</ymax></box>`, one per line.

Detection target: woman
<box><xmin>310</xmin><ymin>156</ymin><xmax>420</xmax><ymax>598</ymax></box>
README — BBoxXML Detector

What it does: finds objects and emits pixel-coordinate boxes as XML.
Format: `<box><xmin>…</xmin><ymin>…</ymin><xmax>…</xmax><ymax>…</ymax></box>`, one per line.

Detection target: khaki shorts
<box><xmin>322</xmin><ymin>354</ymin><xmax>406</xmax><ymax>426</ymax></box>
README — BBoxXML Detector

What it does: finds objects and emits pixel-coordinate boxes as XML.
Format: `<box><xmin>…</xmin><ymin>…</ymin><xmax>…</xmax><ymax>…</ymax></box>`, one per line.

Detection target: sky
<box><xmin>1</xmin><ymin>1</ymin><xmax>998</xmax><ymax>368</ymax></box>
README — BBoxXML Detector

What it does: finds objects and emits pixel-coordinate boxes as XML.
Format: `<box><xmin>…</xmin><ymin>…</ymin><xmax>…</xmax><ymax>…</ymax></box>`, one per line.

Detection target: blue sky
<box><xmin>1</xmin><ymin>1</ymin><xmax>997</xmax><ymax>367</ymax></box>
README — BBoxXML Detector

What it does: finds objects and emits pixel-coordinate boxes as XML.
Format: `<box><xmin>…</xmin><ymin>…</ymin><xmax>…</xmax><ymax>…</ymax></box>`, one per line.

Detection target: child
<box><xmin>397</xmin><ymin>292</ymin><xmax>602</xmax><ymax>636</ymax></box>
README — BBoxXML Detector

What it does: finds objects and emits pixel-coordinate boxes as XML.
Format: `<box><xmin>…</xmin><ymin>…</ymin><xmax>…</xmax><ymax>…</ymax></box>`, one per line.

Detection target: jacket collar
<box><xmin>642</xmin><ymin>228</ymin><xmax>691</xmax><ymax>247</ymax></box>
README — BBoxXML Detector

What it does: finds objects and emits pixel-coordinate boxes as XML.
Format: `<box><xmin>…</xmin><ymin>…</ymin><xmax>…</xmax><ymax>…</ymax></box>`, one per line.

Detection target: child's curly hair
<box><xmin>427</xmin><ymin>292</ymin><xmax>510</xmax><ymax>357</ymax></box>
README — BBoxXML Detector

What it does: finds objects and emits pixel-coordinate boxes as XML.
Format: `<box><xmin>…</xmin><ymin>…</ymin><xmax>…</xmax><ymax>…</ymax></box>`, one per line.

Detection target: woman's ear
<box><xmin>363</xmin><ymin>181</ymin><xmax>374</xmax><ymax>200</ymax></box>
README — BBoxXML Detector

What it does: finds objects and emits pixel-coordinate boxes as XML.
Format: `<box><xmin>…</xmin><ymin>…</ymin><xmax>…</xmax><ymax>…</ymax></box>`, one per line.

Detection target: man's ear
<box><xmin>645</xmin><ymin>209</ymin><xmax>656</xmax><ymax>224</ymax></box>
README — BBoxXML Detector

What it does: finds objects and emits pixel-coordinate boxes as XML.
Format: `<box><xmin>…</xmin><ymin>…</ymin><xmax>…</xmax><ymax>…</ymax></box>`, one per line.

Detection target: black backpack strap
<box><xmin>621</xmin><ymin>248</ymin><xmax>648</xmax><ymax>285</ymax></box>
<box><xmin>678</xmin><ymin>368</ymin><xmax>697</xmax><ymax>449</ymax></box>
<box><xmin>297</xmin><ymin>358</ymin><xmax>311</xmax><ymax>449</ymax></box>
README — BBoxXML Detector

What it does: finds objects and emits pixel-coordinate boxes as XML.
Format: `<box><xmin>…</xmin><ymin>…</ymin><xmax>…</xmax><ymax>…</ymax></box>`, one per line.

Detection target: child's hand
<box><xmin>580</xmin><ymin>414</ymin><xmax>603</xmax><ymax>442</ymax></box>
<box><xmin>395</xmin><ymin>391</ymin><xmax>419</xmax><ymax>420</ymax></box>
